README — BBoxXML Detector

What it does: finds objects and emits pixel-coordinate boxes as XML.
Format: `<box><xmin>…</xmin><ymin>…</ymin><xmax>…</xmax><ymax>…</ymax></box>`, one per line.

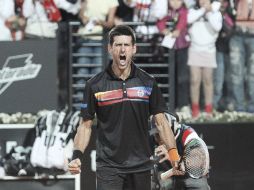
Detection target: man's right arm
<box><xmin>68</xmin><ymin>119</ymin><xmax>93</xmax><ymax>174</ymax></box>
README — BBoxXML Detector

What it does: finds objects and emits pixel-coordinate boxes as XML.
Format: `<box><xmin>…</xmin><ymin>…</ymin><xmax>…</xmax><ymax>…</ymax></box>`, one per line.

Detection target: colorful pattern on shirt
<box><xmin>94</xmin><ymin>86</ymin><xmax>152</xmax><ymax>106</ymax></box>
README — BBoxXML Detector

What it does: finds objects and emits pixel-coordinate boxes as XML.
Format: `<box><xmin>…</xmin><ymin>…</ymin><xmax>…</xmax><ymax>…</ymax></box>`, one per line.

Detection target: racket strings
<box><xmin>184</xmin><ymin>139</ymin><xmax>209</xmax><ymax>178</ymax></box>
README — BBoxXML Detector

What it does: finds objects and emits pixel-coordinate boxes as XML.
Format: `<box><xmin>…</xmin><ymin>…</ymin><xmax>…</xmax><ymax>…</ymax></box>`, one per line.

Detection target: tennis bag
<box><xmin>30</xmin><ymin>110</ymin><xmax>79</xmax><ymax>171</ymax></box>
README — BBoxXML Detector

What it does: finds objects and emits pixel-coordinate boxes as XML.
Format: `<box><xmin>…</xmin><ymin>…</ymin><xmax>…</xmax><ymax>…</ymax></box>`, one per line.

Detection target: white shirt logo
<box><xmin>137</xmin><ymin>90</ymin><xmax>145</xmax><ymax>97</ymax></box>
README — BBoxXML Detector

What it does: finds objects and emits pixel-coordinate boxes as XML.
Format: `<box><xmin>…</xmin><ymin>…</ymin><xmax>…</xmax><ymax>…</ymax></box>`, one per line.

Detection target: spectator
<box><xmin>0</xmin><ymin>0</ymin><xmax>14</xmax><ymax>41</ymax></box>
<box><xmin>157</xmin><ymin>0</ymin><xmax>190</xmax><ymax>110</ymax></box>
<box><xmin>229</xmin><ymin>0</ymin><xmax>254</xmax><ymax>113</ymax></box>
<box><xmin>213</xmin><ymin>0</ymin><xmax>235</xmax><ymax>111</ymax></box>
<box><xmin>187</xmin><ymin>0</ymin><xmax>222</xmax><ymax>118</ymax></box>
<box><xmin>76</xmin><ymin>0</ymin><xmax>118</xmax><ymax>76</ymax></box>
<box><xmin>0</xmin><ymin>0</ymin><xmax>26</xmax><ymax>41</ymax></box>
<box><xmin>124</xmin><ymin>0</ymin><xmax>168</xmax><ymax>37</ymax></box>
<box><xmin>23</xmin><ymin>0</ymin><xmax>60</xmax><ymax>38</ymax></box>
<box><xmin>114</xmin><ymin>0</ymin><xmax>134</xmax><ymax>25</ymax></box>
<box><xmin>23</xmin><ymin>0</ymin><xmax>80</xmax><ymax>38</ymax></box>
<box><xmin>124</xmin><ymin>0</ymin><xmax>168</xmax><ymax>64</ymax></box>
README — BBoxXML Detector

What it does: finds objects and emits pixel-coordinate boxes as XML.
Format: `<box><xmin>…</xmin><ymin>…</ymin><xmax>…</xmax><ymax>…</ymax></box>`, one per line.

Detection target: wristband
<box><xmin>72</xmin><ymin>150</ymin><xmax>83</xmax><ymax>161</ymax></box>
<box><xmin>168</xmin><ymin>148</ymin><xmax>180</xmax><ymax>162</ymax></box>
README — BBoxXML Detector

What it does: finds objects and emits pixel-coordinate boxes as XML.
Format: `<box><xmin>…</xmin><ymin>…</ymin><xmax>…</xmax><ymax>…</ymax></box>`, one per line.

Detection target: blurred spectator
<box><xmin>157</xmin><ymin>0</ymin><xmax>190</xmax><ymax>110</ymax></box>
<box><xmin>76</xmin><ymin>0</ymin><xmax>118</xmax><ymax>75</ymax></box>
<box><xmin>125</xmin><ymin>0</ymin><xmax>168</xmax><ymax>64</ymax></box>
<box><xmin>114</xmin><ymin>0</ymin><xmax>134</xmax><ymax>25</ymax></box>
<box><xmin>0</xmin><ymin>0</ymin><xmax>26</xmax><ymax>41</ymax></box>
<box><xmin>23</xmin><ymin>0</ymin><xmax>80</xmax><ymax>38</ymax></box>
<box><xmin>229</xmin><ymin>0</ymin><xmax>254</xmax><ymax>113</ymax></box>
<box><xmin>0</xmin><ymin>0</ymin><xmax>14</xmax><ymax>41</ymax></box>
<box><xmin>126</xmin><ymin>0</ymin><xmax>168</xmax><ymax>36</ymax></box>
<box><xmin>187</xmin><ymin>0</ymin><xmax>222</xmax><ymax>117</ymax></box>
<box><xmin>23</xmin><ymin>0</ymin><xmax>60</xmax><ymax>38</ymax></box>
<box><xmin>213</xmin><ymin>0</ymin><xmax>235</xmax><ymax>111</ymax></box>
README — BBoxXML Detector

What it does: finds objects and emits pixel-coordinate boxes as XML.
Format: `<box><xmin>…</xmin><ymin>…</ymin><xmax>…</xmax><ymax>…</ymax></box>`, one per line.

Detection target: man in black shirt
<box><xmin>68</xmin><ymin>25</ymin><xmax>181</xmax><ymax>190</ymax></box>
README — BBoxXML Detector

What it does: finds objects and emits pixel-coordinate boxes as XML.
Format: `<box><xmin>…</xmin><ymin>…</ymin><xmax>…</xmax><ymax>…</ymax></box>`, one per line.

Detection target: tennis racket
<box><xmin>161</xmin><ymin>137</ymin><xmax>210</xmax><ymax>180</ymax></box>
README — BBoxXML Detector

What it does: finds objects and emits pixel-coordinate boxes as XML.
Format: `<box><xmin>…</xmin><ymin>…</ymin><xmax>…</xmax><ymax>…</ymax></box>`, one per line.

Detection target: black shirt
<box><xmin>80</xmin><ymin>62</ymin><xmax>167</xmax><ymax>173</ymax></box>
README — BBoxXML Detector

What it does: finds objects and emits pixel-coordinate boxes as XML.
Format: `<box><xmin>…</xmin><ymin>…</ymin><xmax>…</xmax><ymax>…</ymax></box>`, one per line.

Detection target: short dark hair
<box><xmin>108</xmin><ymin>25</ymin><xmax>136</xmax><ymax>45</ymax></box>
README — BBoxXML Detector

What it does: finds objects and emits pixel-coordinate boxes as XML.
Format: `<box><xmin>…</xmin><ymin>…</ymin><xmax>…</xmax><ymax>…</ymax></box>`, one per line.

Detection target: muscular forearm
<box><xmin>69</xmin><ymin>119</ymin><xmax>92</xmax><ymax>174</ymax></box>
<box><xmin>154</xmin><ymin>113</ymin><xmax>180</xmax><ymax>165</ymax></box>
<box><xmin>154</xmin><ymin>113</ymin><xmax>177</xmax><ymax>150</ymax></box>
<box><xmin>73</xmin><ymin>119</ymin><xmax>93</xmax><ymax>153</ymax></box>
<box><xmin>159</xmin><ymin>126</ymin><xmax>177</xmax><ymax>150</ymax></box>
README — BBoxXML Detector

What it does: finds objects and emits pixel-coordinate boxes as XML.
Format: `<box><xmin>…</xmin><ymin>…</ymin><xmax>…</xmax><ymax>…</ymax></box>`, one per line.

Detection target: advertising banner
<box><xmin>0</xmin><ymin>40</ymin><xmax>58</xmax><ymax>113</ymax></box>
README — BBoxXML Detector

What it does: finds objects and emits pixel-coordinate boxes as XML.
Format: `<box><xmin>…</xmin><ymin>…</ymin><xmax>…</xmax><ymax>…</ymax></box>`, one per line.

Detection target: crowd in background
<box><xmin>0</xmin><ymin>0</ymin><xmax>254</xmax><ymax>118</ymax></box>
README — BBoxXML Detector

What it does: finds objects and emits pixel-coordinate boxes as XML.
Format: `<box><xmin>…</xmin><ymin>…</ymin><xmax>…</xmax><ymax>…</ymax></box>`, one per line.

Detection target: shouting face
<box><xmin>108</xmin><ymin>35</ymin><xmax>136</xmax><ymax>73</ymax></box>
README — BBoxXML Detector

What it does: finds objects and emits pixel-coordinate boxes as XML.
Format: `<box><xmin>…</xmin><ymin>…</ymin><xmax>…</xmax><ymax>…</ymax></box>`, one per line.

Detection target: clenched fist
<box><xmin>68</xmin><ymin>158</ymin><xmax>81</xmax><ymax>175</ymax></box>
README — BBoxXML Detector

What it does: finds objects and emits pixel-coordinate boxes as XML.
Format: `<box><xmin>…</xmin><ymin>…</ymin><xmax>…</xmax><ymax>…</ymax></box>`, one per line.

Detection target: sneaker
<box><xmin>192</xmin><ymin>104</ymin><xmax>200</xmax><ymax>118</ymax></box>
<box><xmin>205</xmin><ymin>104</ymin><xmax>213</xmax><ymax>114</ymax></box>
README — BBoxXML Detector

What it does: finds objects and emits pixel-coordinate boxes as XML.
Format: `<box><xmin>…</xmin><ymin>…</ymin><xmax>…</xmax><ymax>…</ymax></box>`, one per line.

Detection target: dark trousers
<box><xmin>172</xmin><ymin>176</ymin><xmax>210</xmax><ymax>190</ymax></box>
<box><xmin>97</xmin><ymin>167</ymin><xmax>151</xmax><ymax>190</ymax></box>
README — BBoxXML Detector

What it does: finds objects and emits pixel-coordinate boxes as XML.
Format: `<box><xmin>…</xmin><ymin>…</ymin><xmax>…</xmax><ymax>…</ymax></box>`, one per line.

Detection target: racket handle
<box><xmin>160</xmin><ymin>168</ymin><xmax>174</xmax><ymax>180</ymax></box>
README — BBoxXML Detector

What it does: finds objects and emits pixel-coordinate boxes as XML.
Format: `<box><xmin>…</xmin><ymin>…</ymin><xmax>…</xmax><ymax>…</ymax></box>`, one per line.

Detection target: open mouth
<box><xmin>120</xmin><ymin>55</ymin><xmax>126</xmax><ymax>61</ymax></box>
<box><xmin>119</xmin><ymin>55</ymin><xmax>126</xmax><ymax>66</ymax></box>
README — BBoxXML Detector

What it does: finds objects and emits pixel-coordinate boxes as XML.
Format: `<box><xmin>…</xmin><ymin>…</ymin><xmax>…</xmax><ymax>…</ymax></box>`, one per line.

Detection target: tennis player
<box><xmin>68</xmin><ymin>25</ymin><xmax>181</xmax><ymax>190</ymax></box>
<box><xmin>153</xmin><ymin>113</ymin><xmax>210</xmax><ymax>190</ymax></box>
